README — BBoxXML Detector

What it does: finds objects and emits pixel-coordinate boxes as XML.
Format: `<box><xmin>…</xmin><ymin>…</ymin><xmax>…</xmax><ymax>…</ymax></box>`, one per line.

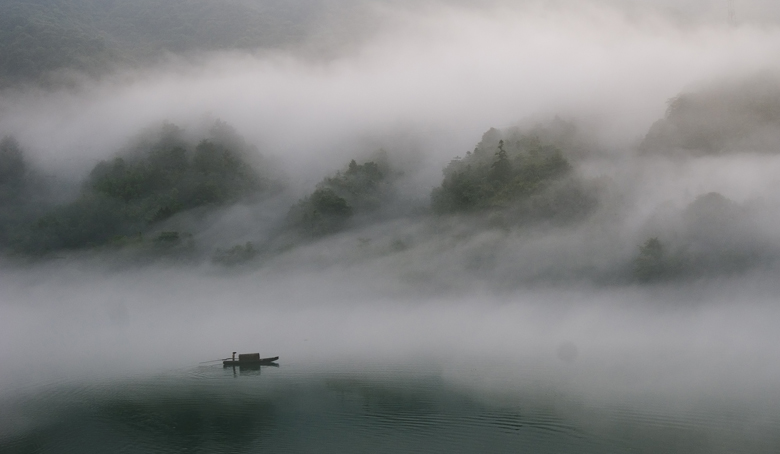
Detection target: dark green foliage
<box><xmin>489</xmin><ymin>140</ymin><xmax>512</xmax><ymax>186</ymax></box>
<box><xmin>634</xmin><ymin>237</ymin><xmax>668</xmax><ymax>282</ymax></box>
<box><xmin>22</xmin><ymin>193</ymin><xmax>129</xmax><ymax>253</ymax></box>
<box><xmin>152</xmin><ymin>231</ymin><xmax>194</xmax><ymax>253</ymax></box>
<box><xmin>310</xmin><ymin>188</ymin><xmax>353</xmax><ymax>217</ymax></box>
<box><xmin>431</xmin><ymin>131</ymin><xmax>589</xmax><ymax>224</ymax></box>
<box><xmin>155</xmin><ymin>231</ymin><xmax>181</xmax><ymax>243</ymax></box>
<box><xmin>0</xmin><ymin>136</ymin><xmax>53</xmax><ymax>251</ymax></box>
<box><xmin>212</xmin><ymin>241</ymin><xmax>257</xmax><ymax>266</ymax></box>
<box><xmin>322</xmin><ymin>159</ymin><xmax>387</xmax><ymax>211</ymax></box>
<box><xmin>0</xmin><ymin>136</ymin><xmax>28</xmax><ymax>231</ymax></box>
<box><xmin>289</xmin><ymin>188</ymin><xmax>353</xmax><ymax>236</ymax></box>
<box><xmin>0</xmin><ymin>136</ymin><xmax>26</xmax><ymax>192</ymax></box>
<box><xmin>14</xmin><ymin>122</ymin><xmax>267</xmax><ymax>254</ymax></box>
<box><xmin>287</xmin><ymin>157</ymin><xmax>394</xmax><ymax>236</ymax></box>
<box><xmin>86</xmin><ymin>138</ymin><xmax>262</xmax><ymax>221</ymax></box>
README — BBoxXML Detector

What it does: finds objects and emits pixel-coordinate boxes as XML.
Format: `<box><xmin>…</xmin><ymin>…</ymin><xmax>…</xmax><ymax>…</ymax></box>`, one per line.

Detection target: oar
<box><xmin>199</xmin><ymin>358</ymin><xmax>230</xmax><ymax>364</ymax></box>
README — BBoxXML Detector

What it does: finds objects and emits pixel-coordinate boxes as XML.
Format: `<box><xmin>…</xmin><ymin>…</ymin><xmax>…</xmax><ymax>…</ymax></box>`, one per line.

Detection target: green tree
<box><xmin>431</xmin><ymin>131</ymin><xmax>578</xmax><ymax>220</ymax></box>
<box><xmin>286</xmin><ymin>155</ymin><xmax>396</xmax><ymax>237</ymax></box>
<box><xmin>289</xmin><ymin>188</ymin><xmax>352</xmax><ymax>236</ymax></box>
<box><xmin>17</xmin><ymin>122</ymin><xmax>268</xmax><ymax>254</ymax></box>
<box><xmin>490</xmin><ymin>140</ymin><xmax>512</xmax><ymax>186</ymax></box>
<box><xmin>0</xmin><ymin>136</ymin><xmax>26</xmax><ymax>190</ymax></box>
<box><xmin>310</xmin><ymin>188</ymin><xmax>352</xmax><ymax>217</ymax></box>
<box><xmin>634</xmin><ymin>237</ymin><xmax>666</xmax><ymax>282</ymax></box>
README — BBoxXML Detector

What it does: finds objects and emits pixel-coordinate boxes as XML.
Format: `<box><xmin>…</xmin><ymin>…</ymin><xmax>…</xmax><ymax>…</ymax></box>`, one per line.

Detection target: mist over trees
<box><xmin>641</xmin><ymin>74</ymin><xmax>780</xmax><ymax>155</ymax></box>
<box><xmin>287</xmin><ymin>153</ymin><xmax>399</xmax><ymax>237</ymax></box>
<box><xmin>3</xmin><ymin>99</ymin><xmax>780</xmax><ymax>285</ymax></box>
<box><xmin>0</xmin><ymin>136</ymin><xmax>31</xmax><ymax>247</ymax></box>
<box><xmin>3</xmin><ymin>121</ymin><xmax>273</xmax><ymax>255</ymax></box>
<box><xmin>632</xmin><ymin>192</ymin><xmax>776</xmax><ymax>282</ymax></box>
<box><xmin>0</xmin><ymin>136</ymin><xmax>61</xmax><ymax>252</ymax></box>
<box><xmin>623</xmin><ymin>73</ymin><xmax>780</xmax><ymax>282</ymax></box>
<box><xmin>431</xmin><ymin>127</ymin><xmax>597</xmax><ymax>225</ymax></box>
<box><xmin>3</xmin><ymin>0</ymin><xmax>780</xmax><ymax>287</ymax></box>
<box><xmin>0</xmin><ymin>136</ymin><xmax>26</xmax><ymax>200</ymax></box>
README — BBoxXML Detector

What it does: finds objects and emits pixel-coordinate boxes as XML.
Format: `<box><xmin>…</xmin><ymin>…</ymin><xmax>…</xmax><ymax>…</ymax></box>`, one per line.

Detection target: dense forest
<box><xmin>0</xmin><ymin>136</ymin><xmax>38</xmax><ymax>248</ymax></box>
<box><xmin>287</xmin><ymin>152</ymin><xmax>399</xmax><ymax>237</ymax></box>
<box><xmin>1</xmin><ymin>121</ymin><xmax>273</xmax><ymax>255</ymax></box>
<box><xmin>2</xmin><ymin>110</ymin><xmax>777</xmax><ymax>284</ymax></box>
<box><xmin>3</xmin><ymin>1</ymin><xmax>780</xmax><ymax>284</ymax></box>
<box><xmin>431</xmin><ymin>128</ymin><xmax>596</xmax><ymax>225</ymax></box>
<box><xmin>0</xmin><ymin>120</ymin><xmax>595</xmax><ymax>256</ymax></box>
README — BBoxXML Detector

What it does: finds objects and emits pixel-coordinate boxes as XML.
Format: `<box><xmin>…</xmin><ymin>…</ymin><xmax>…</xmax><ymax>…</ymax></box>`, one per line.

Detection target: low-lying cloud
<box><xmin>2</xmin><ymin>1</ymin><xmax>780</xmax><ymax>179</ymax></box>
<box><xmin>3</xmin><ymin>6</ymin><xmax>780</xmax><ymax>437</ymax></box>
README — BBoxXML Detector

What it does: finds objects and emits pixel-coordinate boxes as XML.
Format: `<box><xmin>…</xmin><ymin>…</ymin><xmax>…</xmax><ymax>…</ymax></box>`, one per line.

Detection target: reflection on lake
<box><xmin>2</xmin><ymin>265</ymin><xmax>780</xmax><ymax>453</ymax></box>
<box><xmin>2</xmin><ymin>363</ymin><xmax>779</xmax><ymax>454</ymax></box>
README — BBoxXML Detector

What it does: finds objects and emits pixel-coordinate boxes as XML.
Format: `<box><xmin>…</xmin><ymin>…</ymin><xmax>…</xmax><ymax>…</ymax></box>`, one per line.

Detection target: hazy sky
<box><xmin>2</xmin><ymin>0</ymin><xmax>779</xmax><ymax>184</ymax></box>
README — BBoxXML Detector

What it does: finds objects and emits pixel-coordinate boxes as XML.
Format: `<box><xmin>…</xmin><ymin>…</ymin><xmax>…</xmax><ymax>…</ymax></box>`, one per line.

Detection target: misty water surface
<box><xmin>2</xmin><ymin>262</ymin><xmax>780</xmax><ymax>453</ymax></box>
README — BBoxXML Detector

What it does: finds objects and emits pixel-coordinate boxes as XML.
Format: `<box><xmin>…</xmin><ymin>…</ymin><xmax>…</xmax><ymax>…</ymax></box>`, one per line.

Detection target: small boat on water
<box><xmin>223</xmin><ymin>353</ymin><xmax>279</xmax><ymax>367</ymax></box>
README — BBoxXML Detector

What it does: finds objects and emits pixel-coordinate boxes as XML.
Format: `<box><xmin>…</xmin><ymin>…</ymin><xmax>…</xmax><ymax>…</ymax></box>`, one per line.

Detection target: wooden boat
<box><xmin>223</xmin><ymin>353</ymin><xmax>279</xmax><ymax>367</ymax></box>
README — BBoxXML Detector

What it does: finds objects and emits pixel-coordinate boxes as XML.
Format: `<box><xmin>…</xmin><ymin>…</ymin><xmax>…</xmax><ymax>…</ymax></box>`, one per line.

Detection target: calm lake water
<box><xmin>2</xmin><ymin>266</ymin><xmax>780</xmax><ymax>453</ymax></box>
<box><xmin>2</xmin><ymin>361</ymin><xmax>779</xmax><ymax>454</ymax></box>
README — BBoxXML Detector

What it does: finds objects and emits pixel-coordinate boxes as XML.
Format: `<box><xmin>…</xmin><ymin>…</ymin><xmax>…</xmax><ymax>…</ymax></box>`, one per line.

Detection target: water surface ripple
<box><xmin>2</xmin><ymin>362</ymin><xmax>778</xmax><ymax>453</ymax></box>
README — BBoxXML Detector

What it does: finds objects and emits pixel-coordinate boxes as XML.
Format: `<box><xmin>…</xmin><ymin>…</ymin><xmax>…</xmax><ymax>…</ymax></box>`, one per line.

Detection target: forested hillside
<box><xmin>640</xmin><ymin>74</ymin><xmax>780</xmax><ymax>155</ymax></box>
<box><xmin>2</xmin><ymin>121</ymin><xmax>274</xmax><ymax>255</ymax></box>
<box><xmin>431</xmin><ymin>127</ymin><xmax>597</xmax><ymax>225</ymax></box>
<box><xmin>287</xmin><ymin>153</ymin><xmax>400</xmax><ymax>237</ymax></box>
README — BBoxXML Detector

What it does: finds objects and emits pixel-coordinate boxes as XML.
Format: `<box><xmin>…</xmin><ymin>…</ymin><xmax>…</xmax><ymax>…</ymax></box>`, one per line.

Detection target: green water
<box><xmin>3</xmin><ymin>267</ymin><xmax>780</xmax><ymax>453</ymax></box>
<box><xmin>3</xmin><ymin>363</ymin><xmax>779</xmax><ymax>454</ymax></box>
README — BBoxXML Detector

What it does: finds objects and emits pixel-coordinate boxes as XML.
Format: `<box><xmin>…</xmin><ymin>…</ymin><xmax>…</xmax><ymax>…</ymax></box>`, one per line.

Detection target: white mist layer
<box><xmin>2</xmin><ymin>263</ymin><xmax>779</xmax><ymax>410</ymax></box>
<box><xmin>2</xmin><ymin>0</ymin><xmax>780</xmax><ymax>424</ymax></box>
<box><xmin>1</xmin><ymin>2</ymin><xmax>780</xmax><ymax>183</ymax></box>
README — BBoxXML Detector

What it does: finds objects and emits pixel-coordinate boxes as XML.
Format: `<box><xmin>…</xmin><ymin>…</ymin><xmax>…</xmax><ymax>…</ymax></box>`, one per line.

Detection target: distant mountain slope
<box><xmin>431</xmin><ymin>126</ymin><xmax>597</xmax><ymax>225</ymax></box>
<box><xmin>0</xmin><ymin>0</ymin><xmax>327</xmax><ymax>87</ymax></box>
<box><xmin>2</xmin><ymin>120</ymin><xmax>276</xmax><ymax>255</ymax></box>
<box><xmin>640</xmin><ymin>74</ymin><xmax>780</xmax><ymax>155</ymax></box>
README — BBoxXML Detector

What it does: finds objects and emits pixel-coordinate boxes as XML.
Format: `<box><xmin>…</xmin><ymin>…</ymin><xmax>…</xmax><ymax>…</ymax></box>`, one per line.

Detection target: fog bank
<box><xmin>2</xmin><ymin>1</ymin><xmax>780</xmax><ymax>182</ymax></box>
<box><xmin>2</xmin><ymin>1</ymin><xmax>780</xmax><ymax>417</ymax></box>
<box><xmin>2</xmin><ymin>261</ymin><xmax>780</xmax><ymax>410</ymax></box>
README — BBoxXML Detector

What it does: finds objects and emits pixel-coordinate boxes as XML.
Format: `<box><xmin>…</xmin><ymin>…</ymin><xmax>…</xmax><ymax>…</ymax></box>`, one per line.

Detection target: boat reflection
<box><xmin>227</xmin><ymin>362</ymin><xmax>280</xmax><ymax>377</ymax></box>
